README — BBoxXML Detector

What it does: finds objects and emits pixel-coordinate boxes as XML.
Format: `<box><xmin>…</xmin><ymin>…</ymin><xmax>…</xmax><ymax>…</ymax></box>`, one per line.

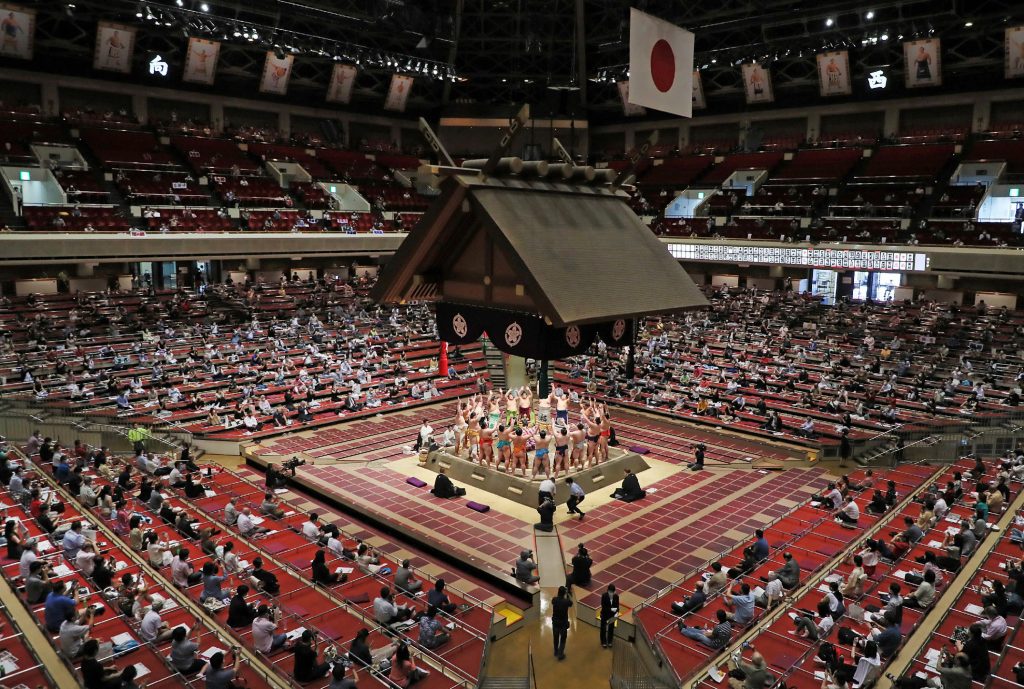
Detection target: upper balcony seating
<box><xmin>771</xmin><ymin>148</ymin><xmax>862</xmax><ymax>182</ymax></box>
<box><xmin>170</xmin><ymin>135</ymin><xmax>261</xmax><ymax>176</ymax></box>
<box><xmin>699</xmin><ymin>152</ymin><xmax>785</xmax><ymax>185</ymax></box>
<box><xmin>80</xmin><ymin>127</ymin><xmax>179</xmax><ymax>168</ymax></box>
<box><xmin>857</xmin><ymin>144</ymin><xmax>955</xmax><ymax>181</ymax></box>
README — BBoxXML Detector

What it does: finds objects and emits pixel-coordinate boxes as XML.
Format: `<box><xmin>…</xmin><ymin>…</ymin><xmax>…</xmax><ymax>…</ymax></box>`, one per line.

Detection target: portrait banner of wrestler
<box><xmin>327</xmin><ymin>64</ymin><xmax>358</xmax><ymax>104</ymax></box>
<box><xmin>259</xmin><ymin>51</ymin><xmax>294</xmax><ymax>95</ymax></box>
<box><xmin>0</xmin><ymin>3</ymin><xmax>34</xmax><ymax>60</ymax></box>
<box><xmin>183</xmin><ymin>37</ymin><xmax>220</xmax><ymax>86</ymax></box>
<box><xmin>1006</xmin><ymin>26</ymin><xmax>1024</xmax><ymax>79</ymax></box>
<box><xmin>904</xmin><ymin>38</ymin><xmax>942</xmax><ymax>88</ymax></box>
<box><xmin>93</xmin><ymin>21</ymin><xmax>136</xmax><ymax>74</ymax></box>
<box><xmin>384</xmin><ymin>74</ymin><xmax>414</xmax><ymax>112</ymax></box>
<box><xmin>741</xmin><ymin>62</ymin><xmax>774</xmax><ymax>104</ymax></box>
<box><xmin>691</xmin><ymin>69</ymin><xmax>707</xmax><ymax>110</ymax></box>
<box><xmin>816</xmin><ymin>50</ymin><xmax>851</xmax><ymax>97</ymax></box>
<box><xmin>617</xmin><ymin>81</ymin><xmax>646</xmax><ymax>116</ymax></box>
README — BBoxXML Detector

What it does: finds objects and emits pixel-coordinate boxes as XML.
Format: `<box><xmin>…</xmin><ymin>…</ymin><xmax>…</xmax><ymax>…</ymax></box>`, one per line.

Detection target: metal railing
<box><xmin>610</xmin><ymin>636</ymin><xmax>674</xmax><ymax>689</ymax></box>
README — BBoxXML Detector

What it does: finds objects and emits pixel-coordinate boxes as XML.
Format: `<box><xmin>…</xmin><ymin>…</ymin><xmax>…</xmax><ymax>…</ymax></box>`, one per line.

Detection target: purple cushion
<box><xmin>466</xmin><ymin>501</ymin><xmax>490</xmax><ymax>513</ymax></box>
<box><xmin>630</xmin><ymin>446</ymin><xmax>650</xmax><ymax>454</ymax></box>
<box><xmin>406</xmin><ymin>477</ymin><xmax>428</xmax><ymax>488</ymax></box>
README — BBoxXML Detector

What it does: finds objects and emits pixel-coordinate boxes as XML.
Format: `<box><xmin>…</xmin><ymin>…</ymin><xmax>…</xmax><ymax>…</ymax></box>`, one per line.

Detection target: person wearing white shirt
<box><xmin>821</xmin><ymin>483</ymin><xmax>843</xmax><ymax>510</ymax></box>
<box><xmin>140</xmin><ymin>599</ymin><xmax>175</xmax><ymax>643</ymax></box>
<box><xmin>236</xmin><ymin>508</ymin><xmax>270</xmax><ymax>537</ymax></box>
<box><xmin>415</xmin><ymin>420</ymin><xmax>433</xmax><ymax>450</ymax></box>
<box><xmin>75</xmin><ymin>544</ymin><xmax>98</xmax><ymax>576</ymax></box>
<box><xmin>301</xmin><ymin>513</ymin><xmax>323</xmax><ymax>541</ymax></box>
<box><xmin>19</xmin><ymin>542</ymin><xmax>38</xmax><ymax>579</ymax></box>
<box><xmin>252</xmin><ymin>605</ymin><xmax>289</xmax><ymax>654</ymax></box>
<box><xmin>79</xmin><ymin>478</ymin><xmax>98</xmax><ymax>507</ymax></box>
<box><xmin>836</xmin><ymin>497</ymin><xmax>860</xmax><ymax>525</ymax></box>
<box><xmin>933</xmin><ymin>496</ymin><xmax>948</xmax><ymax>520</ymax></box>
<box><xmin>168</xmin><ymin>464</ymin><xmax>184</xmax><ymax>487</ymax></box>
<box><xmin>538</xmin><ymin>478</ymin><xmax>556</xmax><ymax>504</ymax></box>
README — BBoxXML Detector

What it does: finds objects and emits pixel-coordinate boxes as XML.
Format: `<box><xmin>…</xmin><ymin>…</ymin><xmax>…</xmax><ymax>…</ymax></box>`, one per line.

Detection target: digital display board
<box><xmin>667</xmin><ymin>243</ymin><xmax>929</xmax><ymax>272</ymax></box>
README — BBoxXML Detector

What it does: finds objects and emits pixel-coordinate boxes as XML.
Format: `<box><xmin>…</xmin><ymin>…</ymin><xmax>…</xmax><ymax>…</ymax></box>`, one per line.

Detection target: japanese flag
<box><xmin>628</xmin><ymin>8</ymin><xmax>695</xmax><ymax>118</ymax></box>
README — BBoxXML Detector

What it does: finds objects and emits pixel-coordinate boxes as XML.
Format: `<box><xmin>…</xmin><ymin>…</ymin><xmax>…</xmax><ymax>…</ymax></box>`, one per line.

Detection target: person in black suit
<box><xmin>600</xmin><ymin>584</ymin><xmax>619</xmax><ymax>648</ymax></box>
<box><xmin>612</xmin><ymin>468</ymin><xmax>645</xmax><ymax>502</ymax></box>
<box><xmin>535</xmin><ymin>495</ymin><xmax>556</xmax><ymax>532</ymax></box>
<box><xmin>430</xmin><ymin>468</ymin><xmax>465</xmax><ymax>498</ymax></box>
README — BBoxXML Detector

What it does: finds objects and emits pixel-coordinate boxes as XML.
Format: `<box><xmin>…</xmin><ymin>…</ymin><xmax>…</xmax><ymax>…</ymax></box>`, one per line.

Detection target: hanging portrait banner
<box><xmin>817</xmin><ymin>50</ymin><xmax>852</xmax><ymax>96</ymax></box>
<box><xmin>617</xmin><ymin>81</ymin><xmax>646</xmax><ymax>116</ymax></box>
<box><xmin>183</xmin><ymin>37</ymin><xmax>220</xmax><ymax>85</ymax></box>
<box><xmin>1006</xmin><ymin>26</ymin><xmax>1024</xmax><ymax>79</ymax></box>
<box><xmin>691</xmin><ymin>70</ymin><xmax>707</xmax><ymax>110</ymax></box>
<box><xmin>741</xmin><ymin>62</ymin><xmax>774</xmax><ymax>104</ymax></box>
<box><xmin>0</xmin><ymin>3</ymin><xmax>35</xmax><ymax>60</ymax></box>
<box><xmin>260</xmin><ymin>51</ymin><xmax>294</xmax><ymax>95</ymax></box>
<box><xmin>94</xmin><ymin>21</ymin><xmax>136</xmax><ymax>73</ymax></box>
<box><xmin>904</xmin><ymin>38</ymin><xmax>941</xmax><ymax>88</ymax></box>
<box><xmin>327</xmin><ymin>63</ymin><xmax>358</xmax><ymax>103</ymax></box>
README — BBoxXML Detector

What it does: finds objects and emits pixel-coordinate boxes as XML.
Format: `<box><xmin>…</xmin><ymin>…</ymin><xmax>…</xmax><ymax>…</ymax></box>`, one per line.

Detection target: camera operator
<box><xmin>294</xmin><ymin>629</ymin><xmax>333</xmax><ymax>682</ymax></box>
<box><xmin>266</xmin><ymin>463</ymin><xmax>288</xmax><ymax>490</ymax></box>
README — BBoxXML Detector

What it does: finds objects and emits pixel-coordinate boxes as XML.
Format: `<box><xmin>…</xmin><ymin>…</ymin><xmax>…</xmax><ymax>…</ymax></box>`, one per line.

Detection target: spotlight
<box><xmin>825</xmin><ymin>17</ymin><xmax>834</xmax><ymax>27</ymax></box>
<box><xmin>964</xmin><ymin>21</ymin><xmax>973</xmax><ymax>27</ymax></box>
<box><xmin>175</xmin><ymin>0</ymin><xmax>182</xmax><ymax>5</ymax></box>
<box><xmin>200</xmin><ymin>2</ymin><xmax>209</xmax><ymax>10</ymax></box>
<box><xmin>866</xmin><ymin>11</ymin><xmax>874</xmax><ymax>20</ymax></box>
<box><xmin>710</xmin><ymin>58</ymin><xmax>716</xmax><ymax>63</ymax></box>
<box><xmin>881</xmin><ymin>33</ymin><xmax>888</xmax><ymax>40</ymax></box>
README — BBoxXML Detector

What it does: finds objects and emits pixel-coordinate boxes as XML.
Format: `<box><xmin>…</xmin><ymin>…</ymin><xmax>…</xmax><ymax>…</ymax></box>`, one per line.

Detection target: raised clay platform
<box><xmin>423</xmin><ymin>446</ymin><xmax>650</xmax><ymax>508</ymax></box>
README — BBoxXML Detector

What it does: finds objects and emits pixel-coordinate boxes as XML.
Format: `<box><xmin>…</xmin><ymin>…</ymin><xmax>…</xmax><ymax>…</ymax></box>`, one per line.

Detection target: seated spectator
<box><xmin>980</xmin><ymin>605</ymin><xmax>1008</xmax><ymax>649</ymax></box>
<box><xmin>762</xmin><ymin>551</ymin><xmax>800</xmax><ymax>589</ymax></box>
<box><xmin>199</xmin><ymin>562</ymin><xmax>232</xmax><ymax>603</ymax></box>
<box><xmin>678</xmin><ymin>608</ymin><xmax>732</xmax><ymax>648</ymax></box>
<box><xmin>902</xmin><ymin>569</ymin><xmax>937</xmax><ymax>609</ymax></box>
<box><xmin>373</xmin><ymin>586</ymin><xmax>415</xmax><ymax>626</ymax></box>
<box><xmin>793</xmin><ymin>600</ymin><xmax>834</xmax><ymax>640</ymax></box>
<box><xmin>389</xmin><ymin>642</ymin><xmax>428</xmax><ymax>688</ymax></box>
<box><xmin>427</xmin><ymin>578</ymin><xmax>460</xmax><ymax>615</ymax></box>
<box><xmin>249</xmin><ymin>557</ymin><xmax>281</xmax><ymax>595</ymax></box>
<box><xmin>418</xmin><ymin>606</ymin><xmax>451</xmax><ymax>649</ymax></box>
<box><xmin>671</xmin><ymin>583</ymin><xmax>707</xmax><ymax>616</ymax></box>
<box><xmin>311</xmin><ymin>548</ymin><xmax>348</xmax><ymax>586</ymax></box>
<box><xmin>395</xmin><ymin>559</ymin><xmax>422</xmax><ymax>594</ymax></box>
<box><xmin>227</xmin><ymin>585</ymin><xmax>259</xmax><ymax>628</ymax></box>
<box><xmin>723</xmin><ymin>583</ymin><xmax>756</xmax><ymax>625</ymax></box>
